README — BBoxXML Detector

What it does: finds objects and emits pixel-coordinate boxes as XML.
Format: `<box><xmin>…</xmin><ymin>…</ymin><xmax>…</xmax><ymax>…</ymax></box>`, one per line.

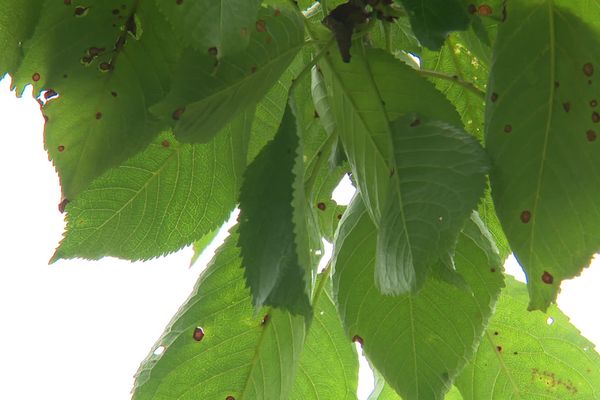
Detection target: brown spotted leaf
<box><xmin>486</xmin><ymin>0</ymin><xmax>600</xmax><ymax>310</ymax></box>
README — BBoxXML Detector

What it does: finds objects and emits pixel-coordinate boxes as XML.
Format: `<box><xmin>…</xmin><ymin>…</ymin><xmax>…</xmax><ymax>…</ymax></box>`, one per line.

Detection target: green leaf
<box><xmin>189</xmin><ymin>227</ymin><xmax>220</xmax><ymax>267</ymax></box>
<box><xmin>291</xmin><ymin>277</ymin><xmax>359</xmax><ymax>400</ymax></box>
<box><xmin>0</xmin><ymin>0</ymin><xmax>39</xmax><ymax>75</ymax></box>
<box><xmin>152</xmin><ymin>7</ymin><xmax>304</xmax><ymax>143</ymax></box>
<box><xmin>53</xmin><ymin>113</ymin><xmax>253</xmax><ymax>261</ymax></box>
<box><xmin>133</xmin><ymin>231</ymin><xmax>306</xmax><ymax>400</ymax></box>
<box><xmin>486</xmin><ymin>0</ymin><xmax>600</xmax><ymax>310</ymax></box>
<box><xmin>157</xmin><ymin>0</ymin><xmax>262</xmax><ymax>57</ymax></box>
<box><xmin>376</xmin><ymin>114</ymin><xmax>489</xmax><ymax>294</ymax></box>
<box><xmin>396</xmin><ymin>0</ymin><xmax>470</xmax><ymax>50</ymax></box>
<box><xmin>12</xmin><ymin>1</ymin><xmax>181</xmax><ymax>198</ymax></box>
<box><xmin>333</xmin><ymin>197</ymin><xmax>504</xmax><ymax>400</ymax></box>
<box><xmin>455</xmin><ymin>276</ymin><xmax>600</xmax><ymax>399</ymax></box>
<box><xmin>238</xmin><ymin>104</ymin><xmax>312</xmax><ymax>317</ymax></box>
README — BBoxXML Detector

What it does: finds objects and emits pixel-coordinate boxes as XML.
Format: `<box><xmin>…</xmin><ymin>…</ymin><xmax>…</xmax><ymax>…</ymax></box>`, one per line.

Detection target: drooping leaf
<box><xmin>53</xmin><ymin>113</ymin><xmax>253</xmax><ymax>261</ymax></box>
<box><xmin>323</xmin><ymin>44</ymin><xmax>486</xmax><ymax>294</ymax></box>
<box><xmin>486</xmin><ymin>0</ymin><xmax>600</xmax><ymax>310</ymax></box>
<box><xmin>455</xmin><ymin>276</ymin><xmax>600</xmax><ymax>399</ymax></box>
<box><xmin>291</xmin><ymin>277</ymin><xmax>359</xmax><ymax>400</ymax></box>
<box><xmin>152</xmin><ymin>7</ymin><xmax>304</xmax><ymax>143</ymax></box>
<box><xmin>333</xmin><ymin>197</ymin><xmax>504</xmax><ymax>400</ymax></box>
<box><xmin>396</xmin><ymin>0</ymin><xmax>470</xmax><ymax>50</ymax></box>
<box><xmin>238</xmin><ymin>104</ymin><xmax>312</xmax><ymax>317</ymax></box>
<box><xmin>376</xmin><ymin>114</ymin><xmax>489</xmax><ymax>294</ymax></box>
<box><xmin>11</xmin><ymin>1</ymin><xmax>181</xmax><ymax>199</ymax></box>
<box><xmin>157</xmin><ymin>0</ymin><xmax>262</xmax><ymax>57</ymax></box>
<box><xmin>133</xmin><ymin>231</ymin><xmax>306</xmax><ymax>400</ymax></box>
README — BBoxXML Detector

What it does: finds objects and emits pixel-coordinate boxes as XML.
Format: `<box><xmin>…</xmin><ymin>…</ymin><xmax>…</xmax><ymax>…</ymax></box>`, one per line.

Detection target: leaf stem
<box><xmin>304</xmin><ymin>130</ymin><xmax>337</xmax><ymax>196</ymax></box>
<box><xmin>289</xmin><ymin>36</ymin><xmax>336</xmax><ymax>94</ymax></box>
<box><xmin>416</xmin><ymin>69</ymin><xmax>486</xmax><ymax>99</ymax></box>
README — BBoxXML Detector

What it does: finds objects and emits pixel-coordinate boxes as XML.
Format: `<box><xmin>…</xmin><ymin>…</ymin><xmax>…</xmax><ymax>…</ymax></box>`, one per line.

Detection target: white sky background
<box><xmin>0</xmin><ymin>75</ymin><xmax>599</xmax><ymax>399</ymax></box>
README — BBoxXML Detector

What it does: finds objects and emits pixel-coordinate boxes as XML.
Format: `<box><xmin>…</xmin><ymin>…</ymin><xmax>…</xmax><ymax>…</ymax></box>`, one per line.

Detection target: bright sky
<box><xmin>0</xmin><ymin>75</ymin><xmax>598</xmax><ymax>399</ymax></box>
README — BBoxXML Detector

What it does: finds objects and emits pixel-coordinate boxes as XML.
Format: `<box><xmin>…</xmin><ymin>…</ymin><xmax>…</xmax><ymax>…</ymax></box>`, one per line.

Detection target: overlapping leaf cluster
<box><xmin>2</xmin><ymin>0</ymin><xmax>600</xmax><ymax>399</ymax></box>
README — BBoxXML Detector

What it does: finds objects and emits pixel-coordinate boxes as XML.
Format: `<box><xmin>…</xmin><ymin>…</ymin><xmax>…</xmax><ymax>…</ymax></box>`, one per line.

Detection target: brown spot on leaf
<box><xmin>240</xmin><ymin>27</ymin><xmax>248</xmax><ymax>37</ymax></box>
<box><xmin>256</xmin><ymin>19</ymin><xmax>267</xmax><ymax>32</ymax></box>
<box><xmin>162</xmin><ymin>140</ymin><xmax>170</xmax><ymax>148</ymax></box>
<box><xmin>554</xmin><ymin>81</ymin><xmax>560</xmax><ymax>88</ymax></box>
<box><xmin>593</xmin><ymin>112</ymin><xmax>600</xmax><ymax>123</ymax></box>
<box><xmin>226</xmin><ymin>397</ymin><xmax>235</xmax><ymax>400</ymax></box>
<box><xmin>208</xmin><ymin>47</ymin><xmax>218</xmax><ymax>57</ymax></box>
<box><xmin>261</xmin><ymin>314</ymin><xmax>270</xmax><ymax>326</ymax></box>
<box><xmin>562</xmin><ymin>102</ymin><xmax>571</xmax><ymax>112</ymax></box>
<box><xmin>99</xmin><ymin>62</ymin><xmax>113</xmax><ymax>71</ymax></box>
<box><xmin>490</xmin><ymin>267</ymin><xmax>496</xmax><ymax>273</ymax></box>
<box><xmin>337</xmin><ymin>214</ymin><xmax>343</xmax><ymax>220</ymax></box>
<box><xmin>590</xmin><ymin>100</ymin><xmax>598</xmax><ymax>108</ymax></box>
<box><xmin>274</xmin><ymin>9</ymin><xmax>281</xmax><ymax>16</ymax></box>
<box><xmin>504</xmin><ymin>124</ymin><xmax>512</xmax><ymax>133</ymax></box>
<box><xmin>496</xmin><ymin>345</ymin><xmax>502</xmax><ymax>352</ymax></box>
<box><xmin>265</xmin><ymin>35</ymin><xmax>272</xmax><ymax>44</ymax></box>
<box><xmin>111</xmin><ymin>91</ymin><xmax>118</xmax><ymax>97</ymax></box>
<box><xmin>58</xmin><ymin>145</ymin><xmax>65</xmax><ymax>152</ymax></box>
<box><xmin>74</xmin><ymin>6</ymin><xmax>88</xmax><ymax>16</ymax></box>
<box><xmin>494</xmin><ymin>331</ymin><xmax>499</xmax><ymax>335</ymax></box>
<box><xmin>172</xmin><ymin>107</ymin><xmax>185</xmax><ymax>120</ymax></box>
<box><xmin>250</xmin><ymin>65</ymin><xmax>257</xmax><ymax>74</ymax></box>
<box><xmin>317</xmin><ymin>202</ymin><xmax>326</xmax><ymax>211</ymax></box>
<box><xmin>352</xmin><ymin>335</ymin><xmax>364</xmax><ymax>346</ymax></box>
<box><xmin>192</xmin><ymin>327</ymin><xmax>205</xmax><ymax>341</ymax></box>
<box><xmin>542</xmin><ymin>271</ymin><xmax>554</xmax><ymax>284</ymax></box>
<box><xmin>64</xmin><ymin>0</ymin><xmax>71</xmax><ymax>5</ymax></box>
<box><xmin>58</xmin><ymin>199</ymin><xmax>69</xmax><ymax>213</ymax></box>
<box><xmin>314</xmin><ymin>110</ymin><xmax>319</xmax><ymax>118</ymax></box>
<box><xmin>95</xmin><ymin>112</ymin><xmax>102</xmax><ymax>120</ymax></box>
<box><xmin>583</xmin><ymin>62</ymin><xmax>594</xmax><ymax>77</ymax></box>
<box><xmin>175</xmin><ymin>0</ymin><xmax>183</xmax><ymax>4</ymax></box>
<box><xmin>32</xmin><ymin>73</ymin><xmax>40</xmax><ymax>82</ymax></box>
<box><xmin>467</xmin><ymin>4</ymin><xmax>477</xmax><ymax>14</ymax></box>
<box><xmin>81</xmin><ymin>55</ymin><xmax>93</xmax><ymax>64</ymax></box>
<box><xmin>520</xmin><ymin>210</ymin><xmax>531</xmax><ymax>223</ymax></box>
<box><xmin>88</xmin><ymin>46</ymin><xmax>105</xmax><ymax>57</ymax></box>
<box><xmin>587</xmin><ymin>130</ymin><xmax>597</xmax><ymax>142</ymax></box>
<box><xmin>409</xmin><ymin>118</ymin><xmax>421</xmax><ymax>127</ymax></box>
<box><xmin>112</xmin><ymin>8</ymin><xmax>120</xmax><ymax>15</ymax></box>
<box><xmin>478</xmin><ymin>4</ymin><xmax>492</xmax><ymax>16</ymax></box>
<box><xmin>513</xmin><ymin>351</ymin><xmax>518</xmax><ymax>355</ymax></box>
<box><xmin>490</xmin><ymin>92</ymin><xmax>498</xmax><ymax>102</ymax></box>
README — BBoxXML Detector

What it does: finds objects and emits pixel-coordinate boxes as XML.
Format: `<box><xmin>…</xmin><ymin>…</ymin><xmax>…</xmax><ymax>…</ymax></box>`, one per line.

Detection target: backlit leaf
<box><xmin>486</xmin><ymin>0</ymin><xmax>600</xmax><ymax>310</ymax></box>
<box><xmin>333</xmin><ymin>197</ymin><xmax>503</xmax><ymax>400</ymax></box>
<box><xmin>133</xmin><ymin>231</ymin><xmax>306</xmax><ymax>400</ymax></box>
<box><xmin>455</xmin><ymin>277</ymin><xmax>600</xmax><ymax>399</ymax></box>
<box><xmin>152</xmin><ymin>7</ymin><xmax>304</xmax><ymax>143</ymax></box>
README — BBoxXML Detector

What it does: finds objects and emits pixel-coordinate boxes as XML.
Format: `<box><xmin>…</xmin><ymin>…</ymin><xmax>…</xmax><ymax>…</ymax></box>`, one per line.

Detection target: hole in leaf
<box><xmin>542</xmin><ymin>271</ymin><xmax>554</xmax><ymax>284</ymax></box>
<box><xmin>193</xmin><ymin>327</ymin><xmax>205</xmax><ymax>341</ymax></box>
<box><xmin>44</xmin><ymin>89</ymin><xmax>58</xmax><ymax>100</ymax></box>
<box><xmin>352</xmin><ymin>335</ymin><xmax>364</xmax><ymax>346</ymax></box>
<box><xmin>546</xmin><ymin>316</ymin><xmax>554</xmax><ymax>325</ymax></box>
<box><xmin>520</xmin><ymin>210</ymin><xmax>531</xmax><ymax>223</ymax></box>
<box><xmin>153</xmin><ymin>346</ymin><xmax>165</xmax><ymax>355</ymax></box>
<box><xmin>32</xmin><ymin>73</ymin><xmax>40</xmax><ymax>82</ymax></box>
<box><xmin>583</xmin><ymin>62</ymin><xmax>594</xmax><ymax>77</ymax></box>
<box><xmin>172</xmin><ymin>107</ymin><xmax>185</xmax><ymax>120</ymax></box>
